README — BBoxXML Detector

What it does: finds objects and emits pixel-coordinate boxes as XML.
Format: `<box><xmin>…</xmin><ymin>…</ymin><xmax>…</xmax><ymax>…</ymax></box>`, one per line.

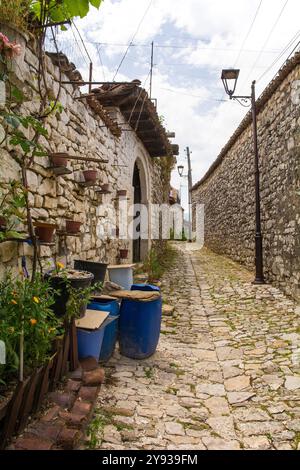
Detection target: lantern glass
<box><xmin>177</xmin><ymin>165</ymin><xmax>184</xmax><ymax>177</ymax></box>
<box><xmin>221</xmin><ymin>69</ymin><xmax>240</xmax><ymax>97</ymax></box>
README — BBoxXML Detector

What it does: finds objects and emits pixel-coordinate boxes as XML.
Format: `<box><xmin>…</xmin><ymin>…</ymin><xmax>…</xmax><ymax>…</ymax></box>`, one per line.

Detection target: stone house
<box><xmin>0</xmin><ymin>40</ymin><xmax>177</xmax><ymax>276</ymax></box>
<box><xmin>192</xmin><ymin>53</ymin><xmax>300</xmax><ymax>300</ymax></box>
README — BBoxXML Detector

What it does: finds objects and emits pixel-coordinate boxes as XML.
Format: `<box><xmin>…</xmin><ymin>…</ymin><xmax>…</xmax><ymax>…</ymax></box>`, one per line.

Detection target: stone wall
<box><xmin>0</xmin><ymin>39</ymin><xmax>171</xmax><ymax>277</ymax></box>
<box><xmin>192</xmin><ymin>54</ymin><xmax>300</xmax><ymax>300</ymax></box>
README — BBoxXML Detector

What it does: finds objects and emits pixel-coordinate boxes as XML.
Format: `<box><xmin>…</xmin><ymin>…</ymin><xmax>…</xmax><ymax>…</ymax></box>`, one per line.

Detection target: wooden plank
<box><xmin>61</xmin><ymin>329</ymin><xmax>70</xmax><ymax>378</ymax></box>
<box><xmin>49</xmin><ymin>339</ymin><xmax>64</xmax><ymax>390</ymax></box>
<box><xmin>75</xmin><ymin>310</ymin><xmax>109</xmax><ymax>330</ymax></box>
<box><xmin>69</xmin><ymin>318</ymin><xmax>79</xmax><ymax>372</ymax></box>
<box><xmin>0</xmin><ymin>378</ymin><xmax>29</xmax><ymax>449</ymax></box>
<box><xmin>17</xmin><ymin>368</ymin><xmax>42</xmax><ymax>433</ymax></box>
<box><xmin>33</xmin><ymin>358</ymin><xmax>53</xmax><ymax>413</ymax></box>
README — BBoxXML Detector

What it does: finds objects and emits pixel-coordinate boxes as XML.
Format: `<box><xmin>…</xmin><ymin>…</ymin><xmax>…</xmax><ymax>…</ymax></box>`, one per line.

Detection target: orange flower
<box><xmin>56</xmin><ymin>262</ymin><xmax>65</xmax><ymax>270</ymax></box>
<box><xmin>30</xmin><ymin>319</ymin><xmax>37</xmax><ymax>326</ymax></box>
<box><xmin>33</xmin><ymin>296</ymin><xmax>40</xmax><ymax>304</ymax></box>
<box><xmin>11</xmin><ymin>299</ymin><xmax>17</xmax><ymax>305</ymax></box>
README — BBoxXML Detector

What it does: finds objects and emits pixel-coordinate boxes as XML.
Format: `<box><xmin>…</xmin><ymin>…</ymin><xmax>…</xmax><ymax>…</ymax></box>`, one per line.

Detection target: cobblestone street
<box><xmin>90</xmin><ymin>244</ymin><xmax>300</xmax><ymax>451</ymax></box>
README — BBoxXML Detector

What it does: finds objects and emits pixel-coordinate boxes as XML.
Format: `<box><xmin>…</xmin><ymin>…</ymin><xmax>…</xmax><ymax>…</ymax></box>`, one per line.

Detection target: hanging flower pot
<box><xmin>101</xmin><ymin>183</ymin><xmax>111</xmax><ymax>193</ymax></box>
<box><xmin>117</xmin><ymin>190</ymin><xmax>127</xmax><ymax>197</ymax></box>
<box><xmin>83</xmin><ymin>170</ymin><xmax>98</xmax><ymax>183</ymax></box>
<box><xmin>119</xmin><ymin>249</ymin><xmax>129</xmax><ymax>259</ymax></box>
<box><xmin>34</xmin><ymin>222</ymin><xmax>56</xmax><ymax>243</ymax></box>
<box><xmin>0</xmin><ymin>216</ymin><xmax>7</xmax><ymax>231</ymax></box>
<box><xmin>49</xmin><ymin>152</ymin><xmax>68</xmax><ymax>167</ymax></box>
<box><xmin>65</xmin><ymin>220</ymin><xmax>82</xmax><ymax>234</ymax></box>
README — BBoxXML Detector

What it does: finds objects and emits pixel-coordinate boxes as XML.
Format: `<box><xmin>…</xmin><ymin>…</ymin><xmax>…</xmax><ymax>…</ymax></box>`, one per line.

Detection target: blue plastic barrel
<box><xmin>77</xmin><ymin>327</ymin><xmax>105</xmax><ymax>360</ymax></box>
<box><xmin>119</xmin><ymin>285</ymin><xmax>162</xmax><ymax>359</ymax></box>
<box><xmin>131</xmin><ymin>284</ymin><xmax>161</xmax><ymax>292</ymax></box>
<box><xmin>88</xmin><ymin>300</ymin><xmax>120</xmax><ymax>361</ymax></box>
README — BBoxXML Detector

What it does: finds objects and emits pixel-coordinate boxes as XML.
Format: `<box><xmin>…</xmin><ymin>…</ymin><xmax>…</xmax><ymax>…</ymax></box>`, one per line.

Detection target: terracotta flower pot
<box><xmin>101</xmin><ymin>183</ymin><xmax>111</xmax><ymax>193</ymax></box>
<box><xmin>34</xmin><ymin>222</ymin><xmax>56</xmax><ymax>243</ymax></box>
<box><xmin>65</xmin><ymin>220</ymin><xmax>82</xmax><ymax>234</ymax></box>
<box><xmin>83</xmin><ymin>170</ymin><xmax>97</xmax><ymax>183</ymax></box>
<box><xmin>0</xmin><ymin>216</ymin><xmax>7</xmax><ymax>231</ymax></box>
<box><xmin>119</xmin><ymin>249</ymin><xmax>129</xmax><ymax>259</ymax></box>
<box><xmin>117</xmin><ymin>190</ymin><xmax>127</xmax><ymax>197</ymax></box>
<box><xmin>50</xmin><ymin>153</ymin><xmax>68</xmax><ymax>167</ymax></box>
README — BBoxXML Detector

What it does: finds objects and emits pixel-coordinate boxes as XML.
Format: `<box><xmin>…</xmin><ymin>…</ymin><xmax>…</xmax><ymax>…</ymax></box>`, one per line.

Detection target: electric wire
<box><xmin>234</xmin><ymin>0</ymin><xmax>264</xmax><ymax>67</ymax></box>
<box><xmin>240</xmin><ymin>0</ymin><xmax>290</xmax><ymax>90</ymax></box>
<box><xmin>112</xmin><ymin>0</ymin><xmax>153</xmax><ymax>81</ymax></box>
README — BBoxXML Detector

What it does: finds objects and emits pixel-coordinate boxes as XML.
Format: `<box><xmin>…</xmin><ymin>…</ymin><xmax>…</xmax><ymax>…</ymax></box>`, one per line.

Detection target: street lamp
<box><xmin>221</xmin><ymin>68</ymin><xmax>265</xmax><ymax>285</ymax></box>
<box><xmin>177</xmin><ymin>148</ymin><xmax>193</xmax><ymax>243</ymax></box>
<box><xmin>177</xmin><ymin>165</ymin><xmax>184</xmax><ymax>177</ymax></box>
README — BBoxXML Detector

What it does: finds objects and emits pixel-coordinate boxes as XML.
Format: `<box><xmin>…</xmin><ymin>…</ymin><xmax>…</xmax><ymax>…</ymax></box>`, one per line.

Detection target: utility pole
<box><xmin>186</xmin><ymin>147</ymin><xmax>193</xmax><ymax>243</ymax></box>
<box><xmin>150</xmin><ymin>41</ymin><xmax>154</xmax><ymax>99</ymax></box>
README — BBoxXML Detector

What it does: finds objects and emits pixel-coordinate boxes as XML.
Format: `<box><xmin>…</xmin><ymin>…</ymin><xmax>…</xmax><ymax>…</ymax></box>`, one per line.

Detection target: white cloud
<box><xmin>65</xmin><ymin>0</ymin><xmax>300</xmax><ymax>210</ymax></box>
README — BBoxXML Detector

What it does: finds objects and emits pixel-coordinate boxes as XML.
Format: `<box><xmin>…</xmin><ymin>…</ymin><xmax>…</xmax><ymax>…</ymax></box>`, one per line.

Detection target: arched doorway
<box><xmin>132</xmin><ymin>162</ymin><xmax>142</xmax><ymax>262</ymax></box>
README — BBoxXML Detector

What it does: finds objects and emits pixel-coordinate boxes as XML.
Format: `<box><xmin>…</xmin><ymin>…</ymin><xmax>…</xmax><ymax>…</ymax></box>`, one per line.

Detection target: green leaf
<box><xmin>90</xmin><ymin>0</ymin><xmax>102</xmax><ymax>8</ymax></box>
<box><xmin>64</xmin><ymin>0</ymin><xmax>90</xmax><ymax>18</ymax></box>
<box><xmin>4</xmin><ymin>115</ymin><xmax>21</xmax><ymax>129</ymax></box>
<box><xmin>11</xmin><ymin>86</ymin><xmax>25</xmax><ymax>104</ymax></box>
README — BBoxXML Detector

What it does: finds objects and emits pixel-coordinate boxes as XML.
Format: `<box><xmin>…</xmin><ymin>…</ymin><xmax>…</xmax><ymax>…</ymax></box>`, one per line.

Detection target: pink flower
<box><xmin>0</xmin><ymin>32</ymin><xmax>10</xmax><ymax>45</ymax></box>
<box><xmin>10</xmin><ymin>43</ymin><xmax>22</xmax><ymax>57</ymax></box>
<box><xmin>0</xmin><ymin>32</ymin><xmax>10</xmax><ymax>52</ymax></box>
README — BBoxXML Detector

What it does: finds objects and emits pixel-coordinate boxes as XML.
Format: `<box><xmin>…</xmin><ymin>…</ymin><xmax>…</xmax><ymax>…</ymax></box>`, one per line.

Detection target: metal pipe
<box><xmin>251</xmin><ymin>81</ymin><xmax>265</xmax><ymax>284</ymax></box>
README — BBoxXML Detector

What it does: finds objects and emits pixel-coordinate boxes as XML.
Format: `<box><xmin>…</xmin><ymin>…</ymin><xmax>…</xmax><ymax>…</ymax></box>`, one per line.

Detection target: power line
<box><xmin>96</xmin><ymin>43</ymin><xmax>106</xmax><ymax>82</ymax></box>
<box><xmin>234</xmin><ymin>0</ymin><xmax>264</xmax><ymax>67</ymax></box>
<box><xmin>70</xmin><ymin>24</ymin><xmax>89</xmax><ymax>67</ymax></box>
<box><xmin>240</xmin><ymin>0</ymin><xmax>290</xmax><ymax>90</ymax></box>
<box><xmin>112</xmin><ymin>0</ymin><xmax>153</xmax><ymax>81</ymax></box>
<box><xmin>159</xmin><ymin>87</ymin><xmax>227</xmax><ymax>101</ymax></box>
<box><xmin>93</xmin><ymin>41</ymin><xmax>281</xmax><ymax>53</ymax></box>
<box><xmin>257</xmin><ymin>29</ymin><xmax>300</xmax><ymax>82</ymax></box>
<box><xmin>72</xmin><ymin>20</ymin><xmax>93</xmax><ymax>63</ymax></box>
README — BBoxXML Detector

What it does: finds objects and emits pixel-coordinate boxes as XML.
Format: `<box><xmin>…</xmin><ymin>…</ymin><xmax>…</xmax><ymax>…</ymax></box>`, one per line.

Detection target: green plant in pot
<box><xmin>0</xmin><ymin>273</ymin><xmax>62</xmax><ymax>384</ymax></box>
<box><xmin>45</xmin><ymin>262</ymin><xmax>102</xmax><ymax>320</ymax></box>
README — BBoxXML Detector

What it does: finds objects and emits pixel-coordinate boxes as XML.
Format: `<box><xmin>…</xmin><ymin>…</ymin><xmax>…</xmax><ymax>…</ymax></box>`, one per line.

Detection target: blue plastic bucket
<box><xmin>131</xmin><ymin>284</ymin><xmax>161</xmax><ymax>293</ymax></box>
<box><xmin>88</xmin><ymin>300</ymin><xmax>120</xmax><ymax>361</ymax></box>
<box><xmin>119</xmin><ymin>285</ymin><xmax>162</xmax><ymax>359</ymax></box>
<box><xmin>77</xmin><ymin>326</ymin><xmax>105</xmax><ymax>360</ymax></box>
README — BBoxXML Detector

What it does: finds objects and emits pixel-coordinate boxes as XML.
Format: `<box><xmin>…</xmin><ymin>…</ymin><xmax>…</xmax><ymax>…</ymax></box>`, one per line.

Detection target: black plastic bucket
<box><xmin>74</xmin><ymin>260</ymin><xmax>108</xmax><ymax>285</ymax></box>
<box><xmin>45</xmin><ymin>271</ymin><xmax>94</xmax><ymax>318</ymax></box>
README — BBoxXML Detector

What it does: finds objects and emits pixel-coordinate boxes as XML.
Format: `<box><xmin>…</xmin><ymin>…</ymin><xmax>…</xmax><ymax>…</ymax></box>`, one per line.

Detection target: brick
<box><xmin>15</xmin><ymin>434</ymin><xmax>54</xmax><ymax>450</ymax></box>
<box><xmin>83</xmin><ymin>368</ymin><xmax>105</xmax><ymax>386</ymax></box>
<box><xmin>48</xmin><ymin>391</ymin><xmax>76</xmax><ymax>409</ymax></box>
<box><xmin>78</xmin><ymin>386</ymin><xmax>99</xmax><ymax>402</ymax></box>
<box><xmin>40</xmin><ymin>405</ymin><xmax>61</xmax><ymax>422</ymax></box>
<box><xmin>80</xmin><ymin>357</ymin><xmax>99</xmax><ymax>371</ymax></box>
<box><xmin>59</xmin><ymin>411</ymin><xmax>87</xmax><ymax>428</ymax></box>
<box><xmin>28</xmin><ymin>422</ymin><xmax>64</xmax><ymax>441</ymax></box>
<box><xmin>66</xmin><ymin>379</ymin><xmax>81</xmax><ymax>393</ymax></box>
<box><xmin>57</xmin><ymin>427</ymin><xmax>81</xmax><ymax>450</ymax></box>
<box><xmin>68</xmin><ymin>367</ymin><xmax>83</xmax><ymax>381</ymax></box>
<box><xmin>72</xmin><ymin>400</ymin><xmax>92</xmax><ymax>417</ymax></box>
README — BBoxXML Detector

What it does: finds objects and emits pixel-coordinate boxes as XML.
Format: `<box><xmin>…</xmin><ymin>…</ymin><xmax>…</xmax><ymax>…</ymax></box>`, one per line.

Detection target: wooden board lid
<box><xmin>108</xmin><ymin>264</ymin><xmax>135</xmax><ymax>269</ymax></box>
<box><xmin>75</xmin><ymin>310</ymin><xmax>109</xmax><ymax>330</ymax></box>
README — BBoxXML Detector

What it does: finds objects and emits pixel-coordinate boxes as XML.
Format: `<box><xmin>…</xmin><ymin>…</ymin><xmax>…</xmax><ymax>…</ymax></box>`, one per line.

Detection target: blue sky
<box><xmin>50</xmin><ymin>0</ymin><xmax>300</xmax><ymax>211</ymax></box>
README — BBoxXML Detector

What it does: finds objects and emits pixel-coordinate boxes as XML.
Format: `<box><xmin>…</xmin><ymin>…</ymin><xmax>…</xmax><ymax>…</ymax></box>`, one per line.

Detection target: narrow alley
<box><xmin>91</xmin><ymin>244</ymin><xmax>300</xmax><ymax>451</ymax></box>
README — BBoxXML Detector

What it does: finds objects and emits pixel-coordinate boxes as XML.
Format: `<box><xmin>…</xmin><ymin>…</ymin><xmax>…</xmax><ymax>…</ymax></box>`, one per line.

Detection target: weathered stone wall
<box><xmin>192</xmin><ymin>55</ymin><xmax>300</xmax><ymax>300</ymax></box>
<box><xmin>0</xmin><ymin>41</ymin><xmax>169</xmax><ymax>277</ymax></box>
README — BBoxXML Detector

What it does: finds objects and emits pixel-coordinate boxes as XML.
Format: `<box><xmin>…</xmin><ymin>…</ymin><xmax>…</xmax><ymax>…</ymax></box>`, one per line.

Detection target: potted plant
<box><xmin>82</xmin><ymin>170</ymin><xmax>97</xmax><ymax>184</ymax></box>
<box><xmin>117</xmin><ymin>189</ymin><xmax>127</xmax><ymax>197</ymax></box>
<box><xmin>65</xmin><ymin>219</ymin><xmax>82</xmax><ymax>235</ymax></box>
<box><xmin>0</xmin><ymin>273</ymin><xmax>61</xmax><ymax>388</ymax></box>
<box><xmin>119</xmin><ymin>248</ymin><xmax>129</xmax><ymax>259</ymax></box>
<box><xmin>101</xmin><ymin>183</ymin><xmax>111</xmax><ymax>193</ymax></box>
<box><xmin>44</xmin><ymin>263</ymin><xmax>100</xmax><ymax>320</ymax></box>
<box><xmin>49</xmin><ymin>152</ymin><xmax>69</xmax><ymax>168</ymax></box>
<box><xmin>34</xmin><ymin>222</ymin><xmax>56</xmax><ymax>243</ymax></box>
